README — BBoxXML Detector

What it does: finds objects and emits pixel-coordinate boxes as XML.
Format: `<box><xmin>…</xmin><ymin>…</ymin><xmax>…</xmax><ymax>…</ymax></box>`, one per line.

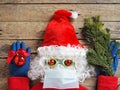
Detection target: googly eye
<box><xmin>63</xmin><ymin>59</ymin><xmax>74</xmax><ymax>67</ymax></box>
<box><xmin>46</xmin><ymin>58</ymin><xmax>57</xmax><ymax>67</ymax></box>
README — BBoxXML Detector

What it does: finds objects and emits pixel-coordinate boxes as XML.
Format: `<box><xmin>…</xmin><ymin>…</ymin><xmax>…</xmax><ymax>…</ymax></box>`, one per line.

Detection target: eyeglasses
<box><xmin>45</xmin><ymin>58</ymin><xmax>75</xmax><ymax>68</ymax></box>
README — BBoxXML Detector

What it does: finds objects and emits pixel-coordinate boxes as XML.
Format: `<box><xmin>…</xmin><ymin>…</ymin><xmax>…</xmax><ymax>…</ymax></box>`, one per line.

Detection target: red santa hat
<box><xmin>28</xmin><ymin>10</ymin><xmax>95</xmax><ymax>82</ymax></box>
<box><xmin>36</xmin><ymin>9</ymin><xmax>87</xmax><ymax>59</ymax></box>
<box><xmin>42</xmin><ymin>9</ymin><xmax>83</xmax><ymax>47</ymax></box>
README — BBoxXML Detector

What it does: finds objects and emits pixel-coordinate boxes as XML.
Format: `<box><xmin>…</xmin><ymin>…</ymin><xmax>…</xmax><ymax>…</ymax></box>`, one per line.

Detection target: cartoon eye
<box><xmin>63</xmin><ymin>59</ymin><xmax>74</xmax><ymax>66</ymax></box>
<box><xmin>46</xmin><ymin>58</ymin><xmax>57</xmax><ymax>67</ymax></box>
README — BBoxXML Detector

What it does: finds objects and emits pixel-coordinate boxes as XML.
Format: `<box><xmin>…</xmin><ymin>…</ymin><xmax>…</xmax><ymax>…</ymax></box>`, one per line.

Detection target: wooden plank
<box><xmin>83</xmin><ymin>78</ymin><xmax>96</xmax><ymax>87</ymax></box>
<box><xmin>0</xmin><ymin>22</ymin><xmax>120</xmax><ymax>40</ymax></box>
<box><xmin>0</xmin><ymin>59</ymin><xmax>8</xmax><ymax>90</ymax></box>
<box><xmin>95</xmin><ymin>0</ymin><xmax>120</xmax><ymax>3</ymax></box>
<box><xmin>0</xmin><ymin>39</ymin><xmax>120</xmax><ymax>57</ymax></box>
<box><xmin>0</xmin><ymin>78</ymin><xmax>7</xmax><ymax>90</ymax></box>
<box><xmin>0</xmin><ymin>0</ymin><xmax>96</xmax><ymax>4</ymax></box>
<box><xmin>0</xmin><ymin>4</ymin><xmax>120</xmax><ymax>22</ymax></box>
<box><xmin>0</xmin><ymin>40</ymin><xmax>38</xmax><ymax>58</ymax></box>
<box><xmin>0</xmin><ymin>59</ymin><xmax>9</xmax><ymax>78</ymax></box>
<box><xmin>0</xmin><ymin>0</ymin><xmax>120</xmax><ymax>4</ymax></box>
<box><xmin>0</xmin><ymin>40</ymin><xmax>90</xmax><ymax>58</ymax></box>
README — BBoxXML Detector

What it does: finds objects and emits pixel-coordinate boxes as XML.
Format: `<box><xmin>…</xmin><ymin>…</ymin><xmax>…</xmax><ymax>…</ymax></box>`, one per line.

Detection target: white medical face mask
<box><xmin>43</xmin><ymin>69</ymin><xmax>79</xmax><ymax>89</ymax></box>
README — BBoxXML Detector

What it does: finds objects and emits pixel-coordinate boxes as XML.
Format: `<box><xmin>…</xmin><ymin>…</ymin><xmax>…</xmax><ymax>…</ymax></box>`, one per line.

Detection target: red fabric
<box><xmin>31</xmin><ymin>83</ymin><xmax>88</xmax><ymax>90</ymax></box>
<box><xmin>97</xmin><ymin>75</ymin><xmax>118</xmax><ymax>90</ymax></box>
<box><xmin>8</xmin><ymin>77</ymin><xmax>29</xmax><ymax>90</ymax></box>
<box><xmin>53</xmin><ymin>10</ymin><xmax>72</xmax><ymax>19</ymax></box>
<box><xmin>16</xmin><ymin>49</ymin><xmax>30</xmax><ymax>56</ymax></box>
<box><xmin>42</xmin><ymin>9</ymin><xmax>83</xmax><ymax>48</ymax></box>
<box><xmin>6</xmin><ymin>49</ymin><xmax>30</xmax><ymax>64</ymax></box>
<box><xmin>8</xmin><ymin>77</ymin><xmax>88</xmax><ymax>90</ymax></box>
<box><xmin>6</xmin><ymin>50</ymin><xmax>16</xmax><ymax>64</ymax></box>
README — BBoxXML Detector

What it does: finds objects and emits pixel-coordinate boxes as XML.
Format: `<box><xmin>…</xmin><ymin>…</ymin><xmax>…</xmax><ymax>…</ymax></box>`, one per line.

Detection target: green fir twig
<box><xmin>82</xmin><ymin>16</ymin><xmax>114</xmax><ymax>76</ymax></box>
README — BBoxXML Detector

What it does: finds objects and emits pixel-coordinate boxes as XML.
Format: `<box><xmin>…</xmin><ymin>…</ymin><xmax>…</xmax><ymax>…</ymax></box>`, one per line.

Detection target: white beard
<box><xmin>28</xmin><ymin>45</ymin><xmax>96</xmax><ymax>83</ymax></box>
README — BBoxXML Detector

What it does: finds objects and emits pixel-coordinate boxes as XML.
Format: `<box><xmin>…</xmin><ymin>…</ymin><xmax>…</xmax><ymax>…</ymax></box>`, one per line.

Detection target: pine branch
<box><xmin>82</xmin><ymin>16</ymin><xmax>114</xmax><ymax>76</ymax></box>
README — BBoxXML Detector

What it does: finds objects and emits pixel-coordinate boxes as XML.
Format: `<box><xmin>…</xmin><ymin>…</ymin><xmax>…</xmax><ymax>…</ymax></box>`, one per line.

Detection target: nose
<box><xmin>57</xmin><ymin>64</ymin><xmax>64</xmax><ymax>69</ymax></box>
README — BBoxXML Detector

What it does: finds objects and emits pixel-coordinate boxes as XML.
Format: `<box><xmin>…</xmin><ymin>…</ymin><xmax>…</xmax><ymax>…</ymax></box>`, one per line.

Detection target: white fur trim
<box><xmin>70</xmin><ymin>11</ymin><xmax>78</xmax><ymax>19</ymax></box>
<box><xmin>28</xmin><ymin>45</ymin><xmax>96</xmax><ymax>82</ymax></box>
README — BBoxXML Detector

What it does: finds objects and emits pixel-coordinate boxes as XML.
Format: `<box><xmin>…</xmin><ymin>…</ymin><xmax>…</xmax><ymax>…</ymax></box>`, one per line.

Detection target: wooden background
<box><xmin>0</xmin><ymin>0</ymin><xmax>120</xmax><ymax>90</ymax></box>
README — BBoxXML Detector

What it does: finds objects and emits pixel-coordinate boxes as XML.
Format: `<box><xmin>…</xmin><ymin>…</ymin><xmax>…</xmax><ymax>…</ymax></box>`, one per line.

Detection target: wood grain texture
<box><xmin>0</xmin><ymin>22</ymin><xmax>120</xmax><ymax>40</ymax></box>
<box><xmin>0</xmin><ymin>59</ymin><xmax>8</xmax><ymax>90</ymax></box>
<box><xmin>0</xmin><ymin>1</ymin><xmax>120</xmax><ymax>90</ymax></box>
<box><xmin>0</xmin><ymin>39</ymin><xmax>90</xmax><ymax>58</ymax></box>
<box><xmin>0</xmin><ymin>0</ymin><xmax>120</xmax><ymax>4</ymax></box>
<box><xmin>0</xmin><ymin>78</ymin><xmax>7</xmax><ymax>90</ymax></box>
<box><xmin>0</xmin><ymin>4</ymin><xmax>120</xmax><ymax>22</ymax></box>
<box><xmin>0</xmin><ymin>39</ymin><xmax>120</xmax><ymax>57</ymax></box>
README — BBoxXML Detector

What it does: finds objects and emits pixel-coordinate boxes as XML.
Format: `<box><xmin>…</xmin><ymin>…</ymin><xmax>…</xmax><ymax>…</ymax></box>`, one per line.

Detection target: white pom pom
<box><xmin>70</xmin><ymin>11</ymin><xmax>79</xmax><ymax>19</ymax></box>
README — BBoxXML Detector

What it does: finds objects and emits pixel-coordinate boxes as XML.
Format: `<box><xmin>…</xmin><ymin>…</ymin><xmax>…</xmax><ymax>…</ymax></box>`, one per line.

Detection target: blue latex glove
<box><xmin>110</xmin><ymin>41</ymin><xmax>119</xmax><ymax>74</ymax></box>
<box><xmin>8</xmin><ymin>41</ymin><xmax>31</xmax><ymax>77</ymax></box>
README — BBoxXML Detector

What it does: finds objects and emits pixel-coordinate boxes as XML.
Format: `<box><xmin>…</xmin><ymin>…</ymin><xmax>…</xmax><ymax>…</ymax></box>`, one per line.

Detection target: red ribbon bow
<box><xmin>6</xmin><ymin>49</ymin><xmax>30</xmax><ymax>64</ymax></box>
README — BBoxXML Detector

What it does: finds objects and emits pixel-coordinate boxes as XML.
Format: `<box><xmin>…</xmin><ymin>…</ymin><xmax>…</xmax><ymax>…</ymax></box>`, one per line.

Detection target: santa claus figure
<box><xmin>6</xmin><ymin>10</ymin><xmax>95</xmax><ymax>90</ymax></box>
